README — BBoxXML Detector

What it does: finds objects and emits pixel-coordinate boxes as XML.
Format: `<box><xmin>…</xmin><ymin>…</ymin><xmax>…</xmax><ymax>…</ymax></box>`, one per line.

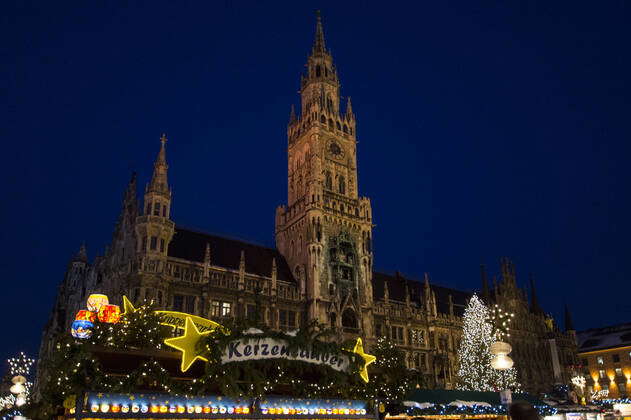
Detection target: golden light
<box><xmin>491</xmin><ymin>354</ymin><xmax>514</xmax><ymax>370</ymax></box>
<box><xmin>9</xmin><ymin>383</ymin><xmax>25</xmax><ymax>394</ymax></box>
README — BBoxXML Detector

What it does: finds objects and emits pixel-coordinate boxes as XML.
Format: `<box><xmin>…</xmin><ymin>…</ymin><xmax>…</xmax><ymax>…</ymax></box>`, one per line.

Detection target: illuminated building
<box><xmin>577</xmin><ymin>323</ymin><xmax>631</xmax><ymax>398</ymax></box>
<box><xmin>38</xmin><ymin>13</ymin><xmax>577</xmax><ymax>395</ymax></box>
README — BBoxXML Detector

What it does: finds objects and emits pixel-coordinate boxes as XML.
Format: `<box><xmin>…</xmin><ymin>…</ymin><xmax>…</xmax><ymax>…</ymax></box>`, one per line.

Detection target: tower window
<box><xmin>162</xmin><ymin>205</ymin><xmax>166</xmax><ymax>217</ymax></box>
<box><xmin>343</xmin><ymin>124</ymin><xmax>348</xmax><ymax>133</ymax></box>
<box><xmin>146</xmin><ymin>202</ymin><xmax>152</xmax><ymax>215</ymax></box>
<box><xmin>160</xmin><ymin>238</ymin><xmax>165</xmax><ymax>252</ymax></box>
<box><xmin>328</xmin><ymin>119</ymin><xmax>334</xmax><ymax>129</ymax></box>
<box><xmin>325</xmin><ymin>171</ymin><xmax>332</xmax><ymax>190</ymax></box>
<box><xmin>153</xmin><ymin>202</ymin><xmax>161</xmax><ymax>216</ymax></box>
<box><xmin>339</xmin><ymin>176</ymin><xmax>346</xmax><ymax>195</ymax></box>
<box><xmin>320</xmin><ymin>115</ymin><xmax>326</xmax><ymax>123</ymax></box>
<box><xmin>316</xmin><ymin>65</ymin><xmax>321</xmax><ymax>77</ymax></box>
<box><xmin>150</xmin><ymin>236</ymin><xmax>157</xmax><ymax>250</ymax></box>
<box><xmin>336</xmin><ymin>121</ymin><xmax>341</xmax><ymax>130</ymax></box>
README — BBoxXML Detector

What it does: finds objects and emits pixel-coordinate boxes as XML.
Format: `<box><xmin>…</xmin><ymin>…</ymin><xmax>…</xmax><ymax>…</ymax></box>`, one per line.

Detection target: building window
<box><xmin>173</xmin><ymin>294</ymin><xmax>184</xmax><ymax>312</ymax></box>
<box><xmin>211</xmin><ymin>301</ymin><xmax>221</xmax><ymax>318</ymax></box>
<box><xmin>153</xmin><ymin>202</ymin><xmax>161</xmax><ymax>216</ymax></box>
<box><xmin>599</xmin><ymin>369</ymin><xmax>606</xmax><ymax>379</ymax></box>
<box><xmin>597</xmin><ymin>356</ymin><xmax>604</xmax><ymax>365</ymax></box>
<box><xmin>221</xmin><ymin>302</ymin><xmax>232</xmax><ymax>317</ymax></box>
<box><xmin>146</xmin><ymin>202</ymin><xmax>151</xmax><ymax>215</ymax></box>
<box><xmin>162</xmin><ymin>206</ymin><xmax>166</xmax><ymax>217</ymax></box>
<box><xmin>391</xmin><ymin>326</ymin><xmax>404</xmax><ymax>344</ymax></box>
<box><xmin>246</xmin><ymin>304</ymin><xmax>256</xmax><ymax>320</ymax></box>
<box><xmin>409</xmin><ymin>329</ymin><xmax>425</xmax><ymax>347</ymax></box>
<box><xmin>616</xmin><ymin>368</ymin><xmax>623</xmax><ymax>377</ymax></box>
<box><xmin>186</xmin><ymin>296</ymin><xmax>195</xmax><ymax>314</ymax></box>
<box><xmin>613</xmin><ymin>354</ymin><xmax>620</xmax><ymax>363</ymax></box>
<box><xmin>150</xmin><ymin>236</ymin><xmax>157</xmax><ymax>250</ymax></box>
<box><xmin>160</xmin><ymin>238</ymin><xmax>165</xmax><ymax>253</ymax></box>
<box><xmin>279</xmin><ymin>309</ymin><xmax>296</xmax><ymax>329</ymax></box>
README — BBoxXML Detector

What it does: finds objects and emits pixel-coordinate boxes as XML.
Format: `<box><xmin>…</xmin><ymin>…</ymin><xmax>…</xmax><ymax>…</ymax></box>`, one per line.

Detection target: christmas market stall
<box><xmin>389</xmin><ymin>389</ymin><xmax>555</xmax><ymax>420</ymax></box>
<box><xmin>36</xmin><ymin>294</ymin><xmax>395</xmax><ymax>420</ymax></box>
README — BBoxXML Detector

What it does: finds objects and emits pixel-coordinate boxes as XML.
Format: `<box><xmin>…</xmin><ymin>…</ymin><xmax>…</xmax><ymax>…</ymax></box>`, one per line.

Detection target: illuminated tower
<box><xmin>275</xmin><ymin>13</ymin><xmax>374</xmax><ymax>336</ymax></box>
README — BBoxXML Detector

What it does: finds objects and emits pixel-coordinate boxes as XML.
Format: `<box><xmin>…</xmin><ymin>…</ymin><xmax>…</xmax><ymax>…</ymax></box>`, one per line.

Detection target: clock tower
<box><xmin>275</xmin><ymin>12</ymin><xmax>374</xmax><ymax>337</ymax></box>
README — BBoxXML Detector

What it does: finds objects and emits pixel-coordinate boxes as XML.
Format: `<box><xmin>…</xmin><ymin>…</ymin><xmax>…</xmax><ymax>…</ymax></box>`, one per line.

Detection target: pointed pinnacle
<box><xmin>313</xmin><ymin>10</ymin><xmax>326</xmax><ymax>53</ymax></box>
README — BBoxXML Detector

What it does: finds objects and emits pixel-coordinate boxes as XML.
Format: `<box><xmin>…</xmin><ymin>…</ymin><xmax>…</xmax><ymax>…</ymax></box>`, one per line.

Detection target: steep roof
<box><xmin>168</xmin><ymin>227</ymin><xmax>295</xmax><ymax>283</ymax></box>
<box><xmin>577</xmin><ymin>323</ymin><xmax>631</xmax><ymax>353</ymax></box>
<box><xmin>372</xmin><ymin>271</ymin><xmax>471</xmax><ymax>316</ymax></box>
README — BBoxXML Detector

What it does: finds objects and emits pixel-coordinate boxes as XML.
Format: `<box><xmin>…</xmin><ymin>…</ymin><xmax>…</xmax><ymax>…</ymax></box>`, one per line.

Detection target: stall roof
<box><xmin>405</xmin><ymin>389</ymin><xmax>547</xmax><ymax>406</ymax></box>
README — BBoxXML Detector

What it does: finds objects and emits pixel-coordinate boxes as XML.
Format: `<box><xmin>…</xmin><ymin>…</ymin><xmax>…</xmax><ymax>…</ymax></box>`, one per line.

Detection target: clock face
<box><xmin>328</xmin><ymin>141</ymin><xmax>344</xmax><ymax>158</ymax></box>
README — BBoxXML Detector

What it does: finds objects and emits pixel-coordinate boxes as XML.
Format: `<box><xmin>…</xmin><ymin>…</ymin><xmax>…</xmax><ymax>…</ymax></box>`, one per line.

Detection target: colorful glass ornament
<box><xmin>75</xmin><ymin>310</ymin><xmax>96</xmax><ymax>322</ymax></box>
<box><xmin>98</xmin><ymin>304</ymin><xmax>121</xmax><ymax>323</ymax></box>
<box><xmin>87</xmin><ymin>294</ymin><xmax>109</xmax><ymax>312</ymax></box>
<box><xmin>71</xmin><ymin>320</ymin><xmax>93</xmax><ymax>339</ymax></box>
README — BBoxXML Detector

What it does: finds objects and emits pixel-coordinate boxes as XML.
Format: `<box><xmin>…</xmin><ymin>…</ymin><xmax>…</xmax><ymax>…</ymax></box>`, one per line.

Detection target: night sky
<box><xmin>2</xmin><ymin>1</ymin><xmax>630</xmax><ymax>365</ymax></box>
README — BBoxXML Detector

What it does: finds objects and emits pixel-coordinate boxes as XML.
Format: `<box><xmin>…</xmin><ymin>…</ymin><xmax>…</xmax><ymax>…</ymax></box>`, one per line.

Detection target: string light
<box><xmin>456</xmin><ymin>295</ymin><xmax>520</xmax><ymax>391</ymax></box>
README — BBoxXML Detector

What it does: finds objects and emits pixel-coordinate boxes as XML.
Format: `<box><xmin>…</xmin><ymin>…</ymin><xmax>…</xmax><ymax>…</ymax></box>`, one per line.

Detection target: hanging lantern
<box><xmin>11</xmin><ymin>376</ymin><xmax>26</xmax><ymax>385</ymax></box>
<box><xmin>10</xmin><ymin>383</ymin><xmax>25</xmax><ymax>395</ymax></box>
<box><xmin>98</xmin><ymin>304</ymin><xmax>121</xmax><ymax>323</ymax></box>
<box><xmin>87</xmin><ymin>294</ymin><xmax>109</xmax><ymax>312</ymax></box>
<box><xmin>75</xmin><ymin>310</ymin><xmax>96</xmax><ymax>322</ymax></box>
<box><xmin>490</xmin><ymin>341</ymin><xmax>514</xmax><ymax>370</ymax></box>
<box><xmin>71</xmin><ymin>320</ymin><xmax>93</xmax><ymax>339</ymax></box>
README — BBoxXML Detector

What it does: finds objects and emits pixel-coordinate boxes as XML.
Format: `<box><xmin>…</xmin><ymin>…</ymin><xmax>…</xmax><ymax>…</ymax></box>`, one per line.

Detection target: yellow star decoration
<box><xmin>164</xmin><ymin>316</ymin><xmax>210</xmax><ymax>372</ymax></box>
<box><xmin>122</xmin><ymin>295</ymin><xmax>137</xmax><ymax>317</ymax></box>
<box><xmin>352</xmin><ymin>338</ymin><xmax>376</xmax><ymax>383</ymax></box>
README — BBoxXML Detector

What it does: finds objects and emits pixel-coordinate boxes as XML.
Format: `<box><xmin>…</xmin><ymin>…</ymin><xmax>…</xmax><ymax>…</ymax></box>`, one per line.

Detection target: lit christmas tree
<box><xmin>456</xmin><ymin>295</ymin><xmax>520</xmax><ymax>391</ymax></box>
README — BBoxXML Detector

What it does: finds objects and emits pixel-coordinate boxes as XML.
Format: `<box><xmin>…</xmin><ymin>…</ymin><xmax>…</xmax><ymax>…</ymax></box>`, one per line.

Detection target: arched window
<box><xmin>336</xmin><ymin>121</ymin><xmax>341</xmax><ymax>130</ymax></box>
<box><xmin>328</xmin><ymin>119</ymin><xmax>334</xmax><ymax>129</ymax></box>
<box><xmin>146</xmin><ymin>202</ymin><xmax>152</xmax><ymax>215</ymax></box>
<box><xmin>343</xmin><ymin>124</ymin><xmax>348</xmax><ymax>133</ymax></box>
<box><xmin>153</xmin><ymin>201</ymin><xmax>161</xmax><ymax>216</ymax></box>
<box><xmin>339</xmin><ymin>176</ymin><xmax>346</xmax><ymax>195</ymax></box>
<box><xmin>342</xmin><ymin>309</ymin><xmax>358</xmax><ymax>329</ymax></box>
<box><xmin>325</xmin><ymin>171</ymin><xmax>333</xmax><ymax>190</ymax></box>
<box><xmin>320</xmin><ymin>115</ymin><xmax>326</xmax><ymax>123</ymax></box>
<box><xmin>316</xmin><ymin>65</ymin><xmax>321</xmax><ymax>77</ymax></box>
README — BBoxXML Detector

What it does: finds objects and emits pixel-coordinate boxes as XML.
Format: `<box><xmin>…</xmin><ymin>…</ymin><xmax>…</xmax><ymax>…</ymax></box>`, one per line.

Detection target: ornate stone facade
<box><xmin>38</xmin><ymin>14</ymin><xmax>577</xmax><ymax>395</ymax></box>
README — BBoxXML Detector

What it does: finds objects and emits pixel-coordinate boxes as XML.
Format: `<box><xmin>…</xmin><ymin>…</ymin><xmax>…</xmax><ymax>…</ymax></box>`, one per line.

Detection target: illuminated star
<box><xmin>122</xmin><ymin>295</ymin><xmax>137</xmax><ymax>317</ymax></box>
<box><xmin>129</xmin><ymin>395</ymin><xmax>135</xmax><ymax>401</ymax></box>
<box><xmin>352</xmin><ymin>338</ymin><xmax>376</xmax><ymax>383</ymax></box>
<box><xmin>164</xmin><ymin>316</ymin><xmax>210</xmax><ymax>372</ymax></box>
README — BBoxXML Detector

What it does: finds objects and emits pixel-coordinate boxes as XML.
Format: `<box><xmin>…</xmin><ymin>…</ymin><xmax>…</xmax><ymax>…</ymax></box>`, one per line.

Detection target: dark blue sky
<box><xmin>2</xmin><ymin>1</ymin><xmax>630</xmax><ymax>364</ymax></box>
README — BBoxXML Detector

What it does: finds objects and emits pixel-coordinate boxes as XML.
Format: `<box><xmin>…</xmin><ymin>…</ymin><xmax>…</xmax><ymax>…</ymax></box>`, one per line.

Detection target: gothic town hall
<box><xmin>40</xmin><ymin>14</ymin><xmax>578</xmax><ymax>394</ymax></box>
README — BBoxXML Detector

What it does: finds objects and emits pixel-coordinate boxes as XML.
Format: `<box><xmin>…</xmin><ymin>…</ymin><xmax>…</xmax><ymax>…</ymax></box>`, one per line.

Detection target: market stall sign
<box><xmin>221</xmin><ymin>337</ymin><xmax>350</xmax><ymax>371</ymax></box>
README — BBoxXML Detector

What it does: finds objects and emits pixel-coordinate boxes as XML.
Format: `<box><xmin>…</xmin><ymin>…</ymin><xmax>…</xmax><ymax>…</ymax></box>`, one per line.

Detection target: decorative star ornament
<box><xmin>122</xmin><ymin>296</ymin><xmax>137</xmax><ymax>317</ymax></box>
<box><xmin>352</xmin><ymin>338</ymin><xmax>376</xmax><ymax>383</ymax></box>
<box><xmin>164</xmin><ymin>316</ymin><xmax>210</xmax><ymax>372</ymax></box>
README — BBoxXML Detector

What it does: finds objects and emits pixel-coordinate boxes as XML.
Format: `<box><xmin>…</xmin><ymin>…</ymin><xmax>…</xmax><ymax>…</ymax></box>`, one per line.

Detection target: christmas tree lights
<box><xmin>456</xmin><ymin>295</ymin><xmax>520</xmax><ymax>391</ymax></box>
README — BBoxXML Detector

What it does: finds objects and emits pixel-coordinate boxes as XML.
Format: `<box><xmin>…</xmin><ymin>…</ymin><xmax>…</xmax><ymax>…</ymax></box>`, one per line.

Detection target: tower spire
<box><xmin>147</xmin><ymin>134</ymin><xmax>170</xmax><ymax>196</ymax></box>
<box><xmin>312</xmin><ymin>10</ymin><xmax>326</xmax><ymax>54</ymax></box>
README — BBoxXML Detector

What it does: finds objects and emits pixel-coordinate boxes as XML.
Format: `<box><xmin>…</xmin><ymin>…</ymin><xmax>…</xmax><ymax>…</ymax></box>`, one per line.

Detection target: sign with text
<box><xmin>221</xmin><ymin>337</ymin><xmax>350</xmax><ymax>372</ymax></box>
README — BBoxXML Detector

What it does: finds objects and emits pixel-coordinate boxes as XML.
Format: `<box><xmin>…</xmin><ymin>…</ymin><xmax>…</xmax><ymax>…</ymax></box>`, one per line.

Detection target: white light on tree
<box><xmin>456</xmin><ymin>294</ymin><xmax>520</xmax><ymax>391</ymax></box>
